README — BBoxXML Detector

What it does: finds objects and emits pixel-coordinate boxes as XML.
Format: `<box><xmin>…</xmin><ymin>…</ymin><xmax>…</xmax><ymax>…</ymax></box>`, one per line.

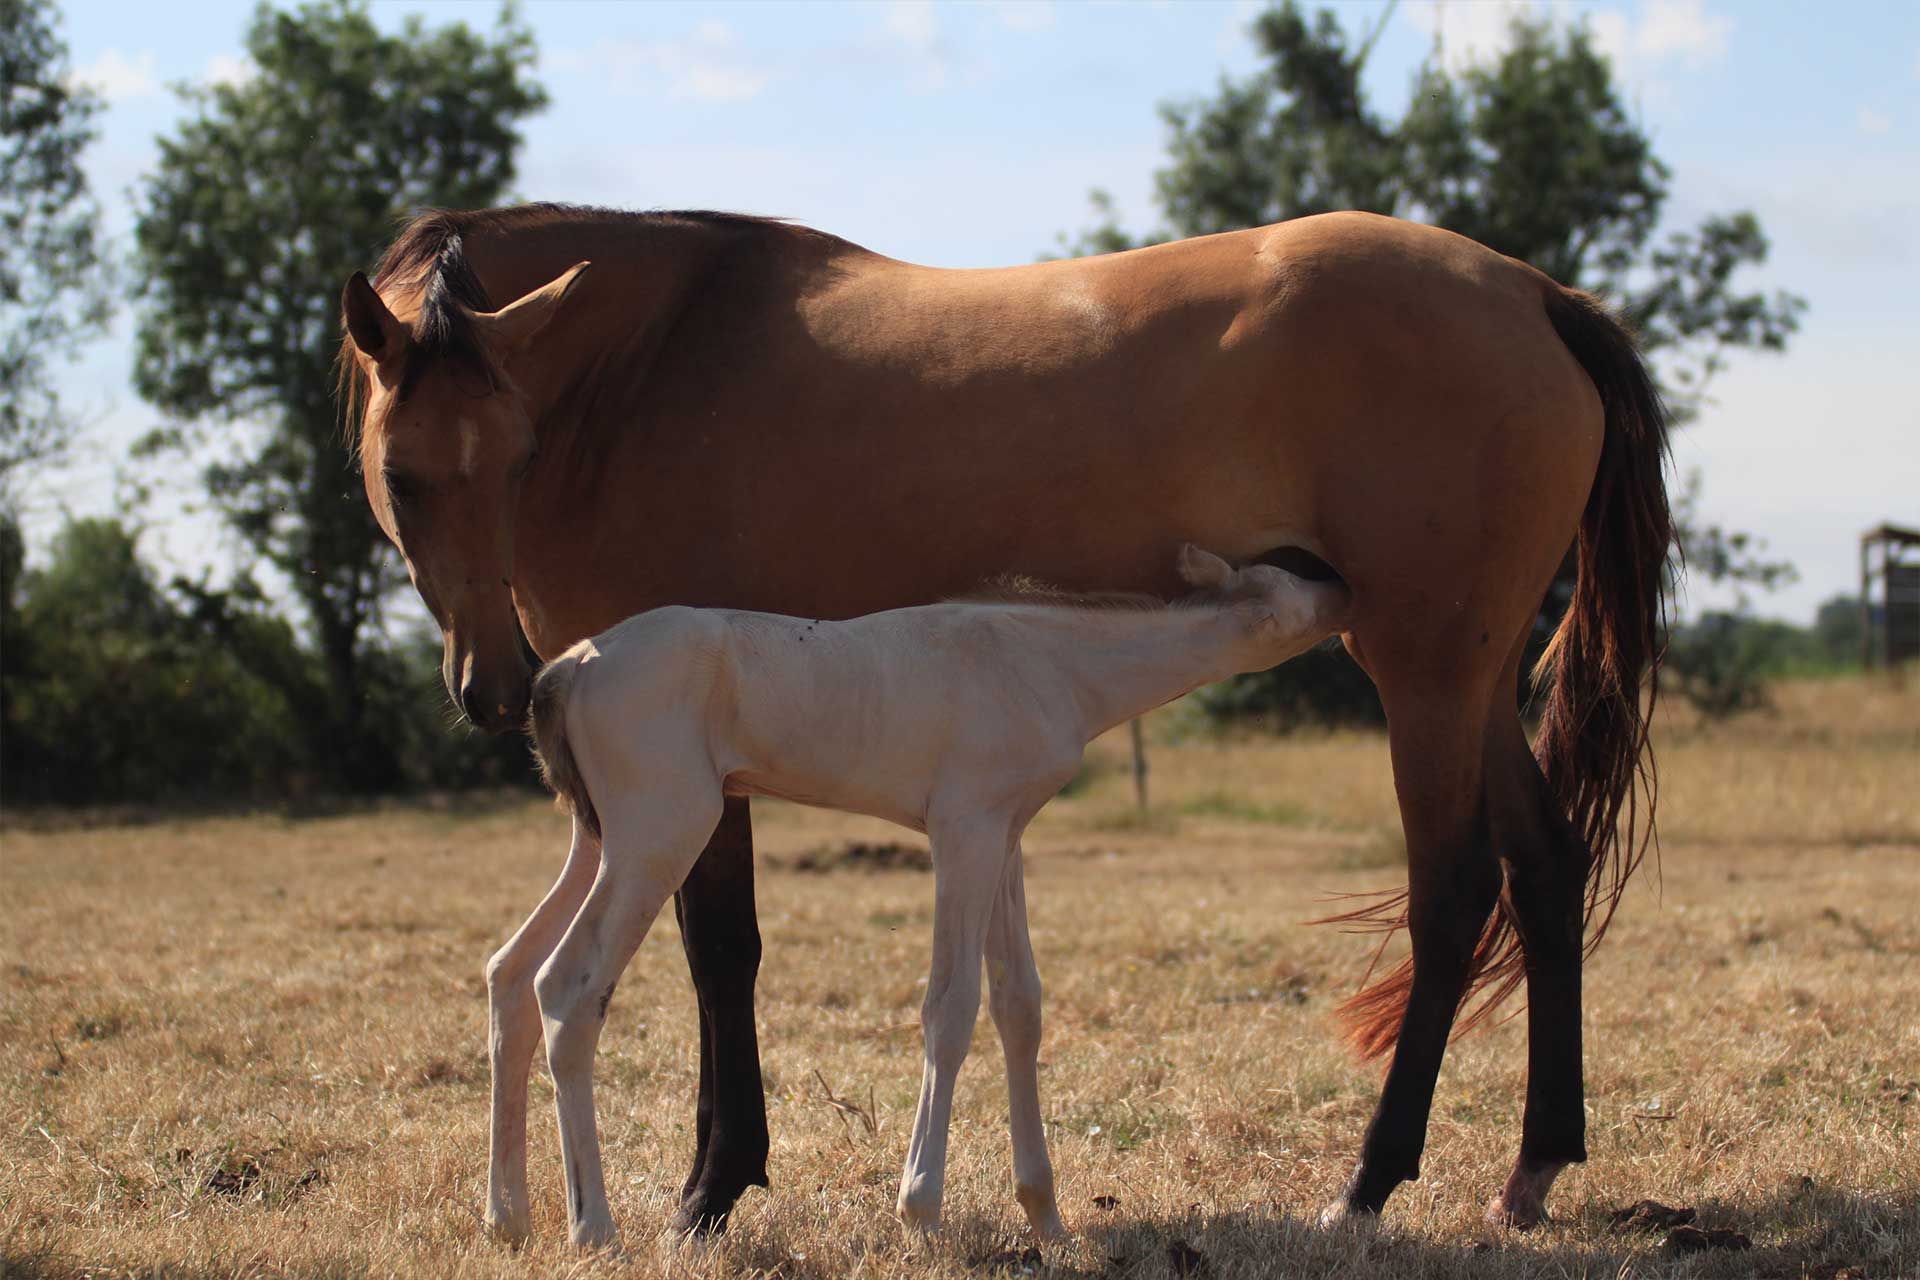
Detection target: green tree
<box><xmin>1068</xmin><ymin>2</ymin><xmax>1805</xmax><ymax>724</ymax></box>
<box><xmin>130</xmin><ymin>0</ymin><xmax>545</xmax><ymax>789</ymax></box>
<box><xmin>0</xmin><ymin>0</ymin><xmax>113</xmax><ymax>502</ymax></box>
<box><xmin>1065</xmin><ymin>4</ymin><xmax>1803</xmax><ymax>424</ymax></box>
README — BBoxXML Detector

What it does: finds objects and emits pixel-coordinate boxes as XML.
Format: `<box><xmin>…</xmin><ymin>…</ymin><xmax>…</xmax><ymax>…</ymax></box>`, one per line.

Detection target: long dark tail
<box><xmin>1333</xmin><ymin>285</ymin><xmax>1674</xmax><ymax>1060</ymax></box>
<box><xmin>527</xmin><ymin>645</ymin><xmax>601</xmax><ymax>840</ymax></box>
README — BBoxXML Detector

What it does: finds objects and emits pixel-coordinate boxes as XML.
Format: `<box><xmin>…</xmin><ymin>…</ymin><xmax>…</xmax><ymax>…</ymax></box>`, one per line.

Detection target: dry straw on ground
<box><xmin>3</xmin><ymin>674</ymin><xmax>1916</xmax><ymax>1278</ymax></box>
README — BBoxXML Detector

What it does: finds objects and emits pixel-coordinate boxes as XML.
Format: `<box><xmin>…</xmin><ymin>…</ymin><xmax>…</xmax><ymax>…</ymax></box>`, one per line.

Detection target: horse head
<box><xmin>341</xmin><ymin>260</ymin><xmax>590</xmax><ymax>732</ymax></box>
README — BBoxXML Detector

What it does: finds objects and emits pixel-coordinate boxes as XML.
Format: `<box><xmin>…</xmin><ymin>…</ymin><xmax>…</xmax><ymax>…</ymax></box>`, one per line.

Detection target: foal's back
<box><xmin>566</xmin><ymin>602</ymin><xmax>1084</xmax><ymax>833</ymax></box>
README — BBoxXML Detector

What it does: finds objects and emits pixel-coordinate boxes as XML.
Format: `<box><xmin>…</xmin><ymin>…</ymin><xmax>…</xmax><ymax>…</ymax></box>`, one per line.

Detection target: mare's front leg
<box><xmin>669</xmin><ymin>797</ymin><xmax>770</xmax><ymax>1236</ymax></box>
<box><xmin>985</xmin><ymin>843</ymin><xmax>1066</xmax><ymax>1240</ymax></box>
<box><xmin>1326</xmin><ymin>690</ymin><xmax>1502</xmax><ymax>1221</ymax></box>
<box><xmin>897</xmin><ymin>817</ymin><xmax>1008</xmax><ymax>1233</ymax></box>
<box><xmin>484</xmin><ymin>819</ymin><xmax>599</xmax><ymax>1244</ymax></box>
<box><xmin>538</xmin><ymin>788</ymin><xmax>724</xmax><ymax>1250</ymax></box>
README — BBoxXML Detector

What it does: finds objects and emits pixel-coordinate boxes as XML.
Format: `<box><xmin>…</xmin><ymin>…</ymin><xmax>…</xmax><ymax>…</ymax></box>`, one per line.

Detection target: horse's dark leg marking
<box><xmin>1485</xmin><ymin>724</ymin><xmax>1591</xmax><ymax>1226</ymax></box>
<box><xmin>672</xmin><ymin>887</ymin><xmax>717</xmax><ymax>1203</ymax></box>
<box><xmin>1337</xmin><ymin>695</ymin><xmax>1502</xmax><ymax>1216</ymax></box>
<box><xmin>670</xmin><ymin>798</ymin><xmax>768</xmax><ymax>1237</ymax></box>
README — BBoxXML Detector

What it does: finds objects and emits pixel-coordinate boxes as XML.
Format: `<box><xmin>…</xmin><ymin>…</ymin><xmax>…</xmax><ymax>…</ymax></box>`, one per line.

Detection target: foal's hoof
<box><xmin>484</xmin><ymin>1211</ymin><xmax>532</xmax><ymax>1249</ymax></box>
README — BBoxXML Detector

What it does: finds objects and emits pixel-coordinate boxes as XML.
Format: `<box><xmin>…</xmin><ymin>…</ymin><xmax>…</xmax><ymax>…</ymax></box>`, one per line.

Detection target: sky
<box><xmin>33</xmin><ymin>0</ymin><xmax>1920</xmax><ymax>624</ymax></box>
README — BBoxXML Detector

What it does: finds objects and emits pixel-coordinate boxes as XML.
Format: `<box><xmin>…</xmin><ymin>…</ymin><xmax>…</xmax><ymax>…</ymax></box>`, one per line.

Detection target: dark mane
<box><xmin>335</xmin><ymin>203</ymin><xmax>807</xmax><ymax>442</ymax></box>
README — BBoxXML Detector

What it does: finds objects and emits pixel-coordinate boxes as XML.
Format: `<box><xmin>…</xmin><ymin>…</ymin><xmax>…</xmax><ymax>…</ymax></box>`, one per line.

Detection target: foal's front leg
<box><xmin>897</xmin><ymin>820</ymin><xmax>1007</xmax><ymax>1233</ymax></box>
<box><xmin>985</xmin><ymin>843</ymin><xmax>1066</xmax><ymax>1240</ymax></box>
<box><xmin>537</xmin><ymin>794</ymin><xmax>721</xmax><ymax>1249</ymax></box>
<box><xmin>485</xmin><ymin>819</ymin><xmax>599</xmax><ymax>1244</ymax></box>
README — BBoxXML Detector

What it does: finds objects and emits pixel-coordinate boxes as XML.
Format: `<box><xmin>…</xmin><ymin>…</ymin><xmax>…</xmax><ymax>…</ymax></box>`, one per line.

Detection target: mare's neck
<box><xmin>1023</xmin><ymin>605</ymin><xmax>1259</xmax><ymax>742</ymax></box>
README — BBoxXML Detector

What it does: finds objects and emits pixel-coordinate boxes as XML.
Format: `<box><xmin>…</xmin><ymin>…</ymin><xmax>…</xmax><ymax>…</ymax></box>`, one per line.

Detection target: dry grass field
<box><xmin>3</xmin><ymin>674</ymin><xmax>1916</xmax><ymax>1279</ymax></box>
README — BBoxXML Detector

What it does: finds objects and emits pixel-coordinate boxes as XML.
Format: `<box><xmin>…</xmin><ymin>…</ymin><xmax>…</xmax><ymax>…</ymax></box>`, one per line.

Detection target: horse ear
<box><xmin>477</xmin><ymin>261</ymin><xmax>591</xmax><ymax>353</ymax></box>
<box><xmin>1177</xmin><ymin>543</ymin><xmax>1234</xmax><ymax>590</ymax></box>
<box><xmin>342</xmin><ymin>272</ymin><xmax>408</xmax><ymax>364</ymax></box>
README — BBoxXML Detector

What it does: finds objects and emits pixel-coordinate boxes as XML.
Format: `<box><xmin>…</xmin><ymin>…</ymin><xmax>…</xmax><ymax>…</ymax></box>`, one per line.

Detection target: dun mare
<box><xmin>522</xmin><ymin>546</ymin><xmax>1349</xmax><ymax>1246</ymax></box>
<box><xmin>337</xmin><ymin>204</ymin><xmax>1671</xmax><ymax>1242</ymax></box>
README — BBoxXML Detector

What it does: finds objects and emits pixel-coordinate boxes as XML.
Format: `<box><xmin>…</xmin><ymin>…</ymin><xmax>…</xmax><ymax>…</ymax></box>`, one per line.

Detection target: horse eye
<box><xmin>386</xmin><ymin>470</ymin><xmax>424</xmax><ymax>505</ymax></box>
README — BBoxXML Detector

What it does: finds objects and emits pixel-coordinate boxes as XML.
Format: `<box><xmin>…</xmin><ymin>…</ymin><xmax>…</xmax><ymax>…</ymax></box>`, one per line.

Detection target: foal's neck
<box><xmin>1025</xmin><ymin>605</ymin><xmax>1258</xmax><ymax>742</ymax></box>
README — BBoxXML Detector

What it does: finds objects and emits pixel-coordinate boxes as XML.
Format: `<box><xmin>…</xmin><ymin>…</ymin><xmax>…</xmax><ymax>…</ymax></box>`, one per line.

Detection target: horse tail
<box><xmin>1525</xmin><ymin>284</ymin><xmax>1673</xmax><ymax>949</ymax></box>
<box><xmin>527</xmin><ymin>644</ymin><xmax>601</xmax><ymax>841</ymax></box>
<box><xmin>1331</xmin><ymin>284</ymin><xmax>1673</xmax><ymax>1060</ymax></box>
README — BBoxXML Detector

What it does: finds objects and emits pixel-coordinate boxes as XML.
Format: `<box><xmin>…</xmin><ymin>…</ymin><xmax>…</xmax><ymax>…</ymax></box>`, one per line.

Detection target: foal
<box><xmin>497</xmin><ymin>545</ymin><xmax>1349</xmax><ymax>1248</ymax></box>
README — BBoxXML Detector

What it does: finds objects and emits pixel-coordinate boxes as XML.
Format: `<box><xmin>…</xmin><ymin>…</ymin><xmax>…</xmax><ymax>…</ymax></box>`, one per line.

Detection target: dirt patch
<box><xmin>784</xmin><ymin>840</ymin><xmax>931</xmax><ymax>874</ymax></box>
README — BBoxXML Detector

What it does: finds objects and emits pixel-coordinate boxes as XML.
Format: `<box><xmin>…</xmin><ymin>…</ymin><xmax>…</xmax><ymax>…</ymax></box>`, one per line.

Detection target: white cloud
<box><xmin>1634</xmin><ymin>0</ymin><xmax>1732</xmax><ymax>67</ymax></box>
<box><xmin>1857</xmin><ymin>105</ymin><xmax>1892</xmax><ymax>135</ymax></box>
<box><xmin>1403</xmin><ymin>0</ymin><xmax>1530</xmax><ymax>75</ymax></box>
<box><xmin>882</xmin><ymin>0</ymin><xmax>950</xmax><ymax>89</ymax></box>
<box><xmin>1404</xmin><ymin>0</ymin><xmax>1733</xmax><ymax>83</ymax></box>
<box><xmin>201</xmin><ymin>53</ymin><xmax>256</xmax><ymax>89</ymax></box>
<box><xmin>994</xmin><ymin>1</ymin><xmax>1056</xmax><ymax>33</ymax></box>
<box><xmin>556</xmin><ymin>22</ymin><xmax>767</xmax><ymax>103</ymax></box>
<box><xmin>70</xmin><ymin>48</ymin><xmax>158</xmax><ymax>101</ymax></box>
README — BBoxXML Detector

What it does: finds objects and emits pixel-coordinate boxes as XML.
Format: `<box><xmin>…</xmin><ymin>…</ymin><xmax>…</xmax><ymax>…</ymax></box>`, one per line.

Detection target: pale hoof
<box><xmin>1487</xmin><ymin>1160</ymin><xmax>1564</xmax><ymax>1230</ymax></box>
<box><xmin>568</xmin><ymin>1215</ymin><xmax>620</xmax><ymax>1253</ymax></box>
<box><xmin>485</xmin><ymin>1210</ymin><xmax>531</xmax><ymax>1249</ymax></box>
<box><xmin>1016</xmin><ymin>1183</ymin><xmax>1068</xmax><ymax>1242</ymax></box>
<box><xmin>1485</xmin><ymin>1189</ymin><xmax>1549</xmax><ymax>1230</ymax></box>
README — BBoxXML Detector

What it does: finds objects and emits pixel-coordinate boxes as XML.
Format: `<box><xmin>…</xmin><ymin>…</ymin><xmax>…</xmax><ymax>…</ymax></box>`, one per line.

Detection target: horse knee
<box><xmin>989</xmin><ymin>970</ymin><xmax>1043</xmax><ymax>1057</ymax></box>
<box><xmin>922</xmin><ymin>980</ymin><xmax>982</xmax><ymax>1073</ymax></box>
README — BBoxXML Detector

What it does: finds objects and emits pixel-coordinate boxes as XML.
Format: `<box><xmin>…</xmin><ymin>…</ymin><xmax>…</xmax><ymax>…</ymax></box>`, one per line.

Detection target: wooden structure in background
<box><xmin>1860</xmin><ymin>522</ymin><xmax>1920</xmax><ymax>668</ymax></box>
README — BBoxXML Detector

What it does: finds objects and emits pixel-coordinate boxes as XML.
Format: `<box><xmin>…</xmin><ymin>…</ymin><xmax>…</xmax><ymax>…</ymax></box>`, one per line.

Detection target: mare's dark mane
<box><xmin>337</xmin><ymin>203</ymin><xmax>800</xmax><ymax>439</ymax></box>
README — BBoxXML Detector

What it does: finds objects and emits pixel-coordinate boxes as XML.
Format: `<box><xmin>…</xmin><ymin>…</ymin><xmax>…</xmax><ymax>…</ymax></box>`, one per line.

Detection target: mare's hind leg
<box><xmin>985</xmin><ymin>842</ymin><xmax>1066</xmax><ymax>1240</ymax></box>
<box><xmin>898</xmin><ymin>815</ymin><xmax>1009</xmax><ymax>1233</ymax></box>
<box><xmin>669</xmin><ymin>798</ymin><xmax>770</xmax><ymax>1237</ymax></box>
<box><xmin>1327</xmin><ymin>684</ymin><xmax>1503</xmax><ymax>1220</ymax></box>
<box><xmin>1483</xmin><ymin>713</ymin><xmax>1592</xmax><ymax>1227</ymax></box>
<box><xmin>485</xmin><ymin>818</ymin><xmax>599</xmax><ymax>1244</ymax></box>
<box><xmin>537</xmin><ymin>783</ymin><xmax>725</xmax><ymax>1249</ymax></box>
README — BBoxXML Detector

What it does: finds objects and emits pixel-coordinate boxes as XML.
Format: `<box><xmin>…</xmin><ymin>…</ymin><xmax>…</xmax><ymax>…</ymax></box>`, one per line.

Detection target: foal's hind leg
<box><xmin>898</xmin><ymin>815</ymin><xmax>1009</xmax><ymax>1233</ymax></box>
<box><xmin>537</xmin><ymin>784</ymin><xmax>725</xmax><ymax>1249</ymax></box>
<box><xmin>485</xmin><ymin>819</ymin><xmax>599</xmax><ymax>1244</ymax></box>
<box><xmin>1483</xmin><ymin>714</ymin><xmax>1592</xmax><ymax>1227</ymax></box>
<box><xmin>985</xmin><ymin>842</ymin><xmax>1066</xmax><ymax>1240</ymax></box>
<box><xmin>1327</xmin><ymin>684</ymin><xmax>1503</xmax><ymax>1221</ymax></box>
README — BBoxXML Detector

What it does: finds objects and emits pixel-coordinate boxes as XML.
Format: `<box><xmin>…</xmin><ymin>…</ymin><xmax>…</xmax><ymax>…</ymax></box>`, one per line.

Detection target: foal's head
<box><xmin>1176</xmin><ymin>543</ymin><xmax>1351</xmax><ymax>651</ymax></box>
<box><xmin>340</xmin><ymin>251</ymin><xmax>590</xmax><ymax>732</ymax></box>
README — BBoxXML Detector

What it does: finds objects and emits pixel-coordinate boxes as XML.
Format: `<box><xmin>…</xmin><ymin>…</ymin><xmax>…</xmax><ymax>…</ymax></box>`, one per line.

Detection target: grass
<box><xmin>2</xmin><ymin>672</ymin><xmax>1916</xmax><ymax>1279</ymax></box>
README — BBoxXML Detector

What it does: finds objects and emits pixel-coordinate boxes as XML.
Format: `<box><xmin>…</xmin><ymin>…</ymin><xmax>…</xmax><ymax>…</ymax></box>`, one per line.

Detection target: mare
<box><xmin>336</xmin><ymin>204</ymin><xmax>1672</xmax><ymax>1242</ymax></box>
<box><xmin>520</xmin><ymin>545</ymin><xmax>1349</xmax><ymax>1247</ymax></box>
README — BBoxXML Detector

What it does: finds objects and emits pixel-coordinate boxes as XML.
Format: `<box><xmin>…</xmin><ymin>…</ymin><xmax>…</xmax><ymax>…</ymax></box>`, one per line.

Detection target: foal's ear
<box><xmin>476</xmin><ymin>261</ymin><xmax>592</xmax><ymax>353</ymax></box>
<box><xmin>1176</xmin><ymin>543</ymin><xmax>1235</xmax><ymax>590</ymax></box>
<box><xmin>341</xmin><ymin>272</ymin><xmax>408</xmax><ymax>365</ymax></box>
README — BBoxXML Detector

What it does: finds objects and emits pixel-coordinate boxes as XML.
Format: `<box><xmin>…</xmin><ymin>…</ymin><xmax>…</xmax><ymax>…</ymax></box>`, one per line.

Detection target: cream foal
<box><xmin>491</xmin><ymin>545</ymin><xmax>1349</xmax><ymax>1249</ymax></box>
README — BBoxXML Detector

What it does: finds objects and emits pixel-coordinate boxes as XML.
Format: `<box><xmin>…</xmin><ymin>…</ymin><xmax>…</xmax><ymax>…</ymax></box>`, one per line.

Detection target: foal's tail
<box><xmin>1335</xmin><ymin>285</ymin><xmax>1674</xmax><ymax>1059</ymax></box>
<box><xmin>528</xmin><ymin>644</ymin><xmax>602</xmax><ymax>841</ymax></box>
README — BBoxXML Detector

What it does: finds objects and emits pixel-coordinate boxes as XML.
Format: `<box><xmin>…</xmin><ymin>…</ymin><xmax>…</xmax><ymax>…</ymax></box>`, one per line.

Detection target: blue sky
<box><xmin>38</xmin><ymin>0</ymin><xmax>1920</xmax><ymax>623</ymax></box>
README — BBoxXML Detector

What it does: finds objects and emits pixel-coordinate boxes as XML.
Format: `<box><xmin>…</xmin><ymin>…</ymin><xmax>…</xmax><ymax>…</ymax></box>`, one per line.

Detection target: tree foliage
<box><xmin>1063</xmin><ymin>2</ymin><xmax>1807</xmax><ymax>724</ymax></box>
<box><xmin>130</xmin><ymin>0</ymin><xmax>545</xmax><ymax>789</ymax></box>
<box><xmin>0</xmin><ymin>0</ymin><xmax>112</xmax><ymax>501</ymax></box>
<box><xmin>1</xmin><ymin>511</ymin><xmax>539</xmax><ymax>808</ymax></box>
